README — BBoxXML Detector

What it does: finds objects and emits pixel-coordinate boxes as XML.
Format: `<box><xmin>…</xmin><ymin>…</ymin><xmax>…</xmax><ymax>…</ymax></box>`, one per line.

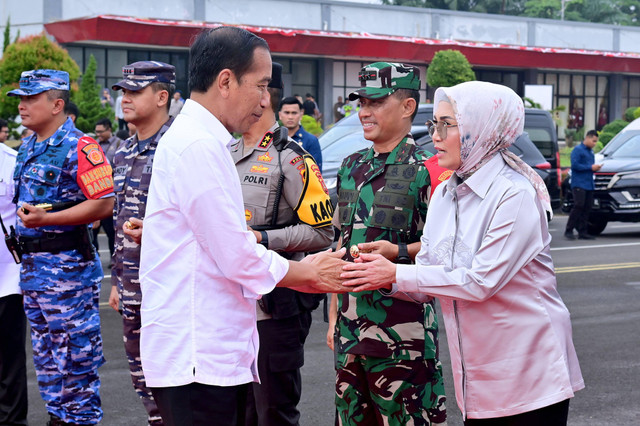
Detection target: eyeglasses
<box><xmin>426</xmin><ymin>120</ymin><xmax>458</xmax><ymax>139</ymax></box>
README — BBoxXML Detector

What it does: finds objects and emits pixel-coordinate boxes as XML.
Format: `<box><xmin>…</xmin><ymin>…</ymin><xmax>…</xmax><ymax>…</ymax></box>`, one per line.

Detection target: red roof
<box><xmin>44</xmin><ymin>15</ymin><xmax>640</xmax><ymax>73</ymax></box>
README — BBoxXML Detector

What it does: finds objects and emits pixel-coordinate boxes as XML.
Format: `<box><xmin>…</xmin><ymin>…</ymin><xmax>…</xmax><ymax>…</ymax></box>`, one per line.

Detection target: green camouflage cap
<box><xmin>348</xmin><ymin>62</ymin><xmax>420</xmax><ymax>101</ymax></box>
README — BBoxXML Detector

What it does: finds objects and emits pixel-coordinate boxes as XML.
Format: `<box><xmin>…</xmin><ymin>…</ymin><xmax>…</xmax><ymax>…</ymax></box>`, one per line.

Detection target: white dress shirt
<box><xmin>139</xmin><ymin>99</ymin><xmax>290</xmax><ymax>388</ymax></box>
<box><xmin>396</xmin><ymin>155</ymin><xmax>584</xmax><ymax>419</ymax></box>
<box><xmin>0</xmin><ymin>143</ymin><xmax>20</xmax><ymax>298</ymax></box>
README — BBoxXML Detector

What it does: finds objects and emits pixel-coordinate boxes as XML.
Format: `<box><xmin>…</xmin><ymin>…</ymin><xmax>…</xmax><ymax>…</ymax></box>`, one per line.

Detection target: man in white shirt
<box><xmin>0</xmin><ymin>142</ymin><xmax>28</xmax><ymax>425</ymax></box>
<box><xmin>139</xmin><ymin>26</ymin><xmax>346</xmax><ymax>426</ymax></box>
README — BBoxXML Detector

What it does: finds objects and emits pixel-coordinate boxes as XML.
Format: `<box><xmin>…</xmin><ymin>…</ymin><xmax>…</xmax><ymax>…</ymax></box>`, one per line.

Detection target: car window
<box><xmin>323</xmin><ymin>133</ymin><xmax>372</xmax><ymax>163</ymax></box>
<box><xmin>319</xmin><ymin>114</ymin><xmax>361</xmax><ymax>149</ymax></box>
<box><xmin>525</xmin><ymin>127</ymin><xmax>555</xmax><ymax>157</ymax></box>
<box><xmin>602</xmin><ymin>130</ymin><xmax>638</xmax><ymax>156</ymax></box>
<box><xmin>610</xmin><ymin>134</ymin><xmax>640</xmax><ymax>158</ymax></box>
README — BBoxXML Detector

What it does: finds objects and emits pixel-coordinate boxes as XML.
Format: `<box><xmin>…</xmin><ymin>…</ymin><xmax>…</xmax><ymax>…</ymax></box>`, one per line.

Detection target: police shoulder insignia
<box><xmin>257</xmin><ymin>152</ymin><xmax>273</xmax><ymax>163</ymax></box>
<box><xmin>245</xmin><ymin>209</ymin><xmax>252</xmax><ymax>221</ymax></box>
<box><xmin>289</xmin><ymin>155</ymin><xmax>303</xmax><ymax>166</ymax></box>
<box><xmin>259</xmin><ymin>132</ymin><xmax>273</xmax><ymax>148</ymax></box>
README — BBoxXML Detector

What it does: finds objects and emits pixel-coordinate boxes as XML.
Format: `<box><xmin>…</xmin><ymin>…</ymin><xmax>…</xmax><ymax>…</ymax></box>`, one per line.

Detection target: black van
<box><xmin>524</xmin><ymin>109</ymin><xmax>561</xmax><ymax>209</ymax></box>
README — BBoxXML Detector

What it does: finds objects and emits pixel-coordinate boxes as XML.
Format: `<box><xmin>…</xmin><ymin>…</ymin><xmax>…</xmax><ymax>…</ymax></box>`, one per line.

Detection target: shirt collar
<box><xmin>181</xmin><ymin>99</ymin><xmax>235</xmax><ymax>149</ymax></box>
<box><xmin>360</xmin><ymin>135</ymin><xmax>414</xmax><ymax>164</ymax></box>
<box><xmin>444</xmin><ymin>154</ymin><xmax>505</xmax><ymax>200</ymax></box>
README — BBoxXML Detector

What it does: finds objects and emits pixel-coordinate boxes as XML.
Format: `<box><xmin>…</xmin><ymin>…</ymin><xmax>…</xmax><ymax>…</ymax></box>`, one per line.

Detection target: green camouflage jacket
<box><xmin>335</xmin><ymin>136</ymin><xmax>439</xmax><ymax>361</ymax></box>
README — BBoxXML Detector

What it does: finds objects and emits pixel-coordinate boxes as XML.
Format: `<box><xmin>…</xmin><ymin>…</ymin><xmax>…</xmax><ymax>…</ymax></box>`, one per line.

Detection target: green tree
<box><xmin>0</xmin><ymin>33</ymin><xmax>80</xmax><ymax>120</ymax></box>
<box><xmin>73</xmin><ymin>55</ymin><xmax>114</xmax><ymax>133</ymax></box>
<box><xmin>426</xmin><ymin>49</ymin><xmax>475</xmax><ymax>88</ymax></box>
<box><xmin>3</xmin><ymin>17</ymin><xmax>10</xmax><ymax>53</ymax></box>
<box><xmin>523</xmin><ymin>0</ymin><xmax>560</xmax><ymax>19</ymax></box>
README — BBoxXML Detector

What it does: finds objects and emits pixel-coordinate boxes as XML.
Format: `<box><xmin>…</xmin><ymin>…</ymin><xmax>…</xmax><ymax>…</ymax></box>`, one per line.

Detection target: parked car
<box><xmin>321</xmin><ymin>104</ymin><xmax>561</xmax><ymax>209</ymax></box>
<box><xmin>561</xmin><ymin>118</ymin><xmax>640</xmax><ymax>235</ymax></box>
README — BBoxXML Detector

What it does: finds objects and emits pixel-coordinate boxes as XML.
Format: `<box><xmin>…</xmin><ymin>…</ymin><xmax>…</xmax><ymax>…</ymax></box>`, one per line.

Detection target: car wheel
<box><xmin>587</xmin><ymin>217</ymin><xmax>608</xmax><ymax>235</ymax></box>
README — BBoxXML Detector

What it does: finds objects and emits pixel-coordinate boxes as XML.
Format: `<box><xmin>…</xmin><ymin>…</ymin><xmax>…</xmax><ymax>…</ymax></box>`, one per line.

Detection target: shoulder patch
<box><xmin>80</xmin><ymin>137</ymin><xmax>105</xmax><ymax>166</ymax></box>
<box><xmin>290</xmin><ymin>155</ymin><xmax>303</xmax><ymax>166</ymax></box>
<box><xmin>77</xmin><ymin>136</ymin><xmax>114</xmax><ymax>199</ymax></box>
<box><xmin>259</xmin><ymin>132</ymin><xmax>274</xmax><ymax>149</ymax></box>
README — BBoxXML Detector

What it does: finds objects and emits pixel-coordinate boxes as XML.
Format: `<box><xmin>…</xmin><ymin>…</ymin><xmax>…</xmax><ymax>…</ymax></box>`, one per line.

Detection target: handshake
<box><xmin>289</xmin><ymin>240</ymin><xmax>400</xmax><ymax>294</ymax></box>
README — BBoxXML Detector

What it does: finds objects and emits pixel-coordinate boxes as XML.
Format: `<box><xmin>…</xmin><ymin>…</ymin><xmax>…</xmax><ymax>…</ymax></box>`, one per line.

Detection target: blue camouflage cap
<box><xmin>112</xmin><ymin>61</ymin><xmax>176</xmax><ymax>92</ymax></box>
<box><xmin>7</xmin><ymin>69</ymin><xmax>70</xmax><ymax>97</ymax></box>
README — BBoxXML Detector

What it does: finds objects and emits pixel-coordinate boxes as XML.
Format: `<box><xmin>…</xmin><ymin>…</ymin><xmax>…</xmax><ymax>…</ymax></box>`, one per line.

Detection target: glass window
<box><xmin>171</xmin><ymin>53</ymin><xmax>188</xmax><ymax>83</ymax></box>
<box><xmin>333</xmin><ymin>61</ymin><xmax>345</xmax><ymax>86</ymax></box>
<box><xmin>558</xmin><ymin>74</ymin><xmax>570</xmax><ymax>95</ymax></box>
<box><xmin>150</xmin><ymin>52</ymin><xmax>170</xmax><ymax>64</ymax></box>
<box><xmin>292</xmin><ymin>60</ymin><xmax>316</xmax><ymax>86</ymax></box>
<box><xmin>66</xmin><ymin>46</ymin><xmax>83</xmax><ymax>70</ymax></box>
<box><xmin>572</xmin><ymin>75</ymin><xmax>583</xmax><ymax>96</ymax></box>
<box><xmin>630</xmin><ymin>78</ymin><xmax>640</xmax><ymax>98</ymax></box>
<box><xmin>128</xmin><ymin>50</ymin><xmax>149</xmax><ymax>63</ymax></box>
<box><xmin>598</xmin><ymin>76</ymin><xmax>608</xmax><ymax>97</ymax></box>
<box><xmin>85</xmin><ymin>48</ymin><xmax>106</xmax><ymax>77</ymax></box>
<box><xmin>585</xmin><ymin>76</ymin><xmax>596</xmax><ymax>96</ymax></box>
<box><xmin>346</xmin><ymin>62</ymin><xmax>363</xmax><ymax>87</ymax></box>
<box><xmin>272</xmin><ymin>58</ymin><xmax>291</xmax><ymax>74</ymax></box>
<box><xmin>108</xmin><ymin>49</ymin><xmax>127</xmax><ymax>78</ymax></box>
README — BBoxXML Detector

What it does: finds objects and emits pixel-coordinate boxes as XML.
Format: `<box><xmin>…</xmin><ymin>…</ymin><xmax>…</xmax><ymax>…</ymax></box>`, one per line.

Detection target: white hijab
<box><xmin>434</xmin><ymin>81</ymin><xmax>553</xmax><ymax>218</ymax></box>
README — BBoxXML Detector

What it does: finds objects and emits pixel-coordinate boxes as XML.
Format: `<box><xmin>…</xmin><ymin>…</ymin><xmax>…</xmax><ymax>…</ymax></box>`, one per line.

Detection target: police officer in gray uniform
<box><xmin>231</xmin><ymin>62</ymin><xmax>334</xmax><ymax>426</ymax></box>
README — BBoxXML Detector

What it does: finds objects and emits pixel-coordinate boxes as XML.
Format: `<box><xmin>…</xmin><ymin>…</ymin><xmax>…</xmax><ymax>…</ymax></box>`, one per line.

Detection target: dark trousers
<box><xmin>464</xmin><ymin>399</ymin><xmax>570</xmax><ymax>426</ymax></box>
<box><xmin>566</xmin><ymin>187</ymin><xmax>594</xmax><ymax>236</ymax></box>
<box><xmin>245</xmin><ymin>311</ymin><xmax>312</xmax><ymax>426</ymax></box>
<box><xmin>92</xmin><ymin>216</ymin><xmax>115</xmax><ymax>256</ymax></box>
<box><xmin>151</xmin><ymin>382</ymin><xmax>248</xmax><ymax>426</ymax></box>
<box><xmin>0</xmin><ymin>294</ymin><xmax>28</xmax><ymax>425</ymax></box>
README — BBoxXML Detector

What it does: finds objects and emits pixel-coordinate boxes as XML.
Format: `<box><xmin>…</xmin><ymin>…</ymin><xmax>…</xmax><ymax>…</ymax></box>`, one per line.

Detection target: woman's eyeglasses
<box><xmin>426</xmin><ymin>120</ymin><xmax>458</xmax><ymax>139</ymax></box>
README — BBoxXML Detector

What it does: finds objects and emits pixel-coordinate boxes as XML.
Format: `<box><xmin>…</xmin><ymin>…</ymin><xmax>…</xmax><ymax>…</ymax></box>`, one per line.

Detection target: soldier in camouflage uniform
<box><xmin>328</xmin><ymin>62</ymin><xmax>447</xmax><ymax>425</ymax></box>
<box><xmin>231</xmin><ymin>63</ymin><xmax>334</xmax><ymax>426</ymax></box>
<box><xmin>9</xmin><ymin>69</ymin><xmax>115</xmax><ymax>425</ymax></box>
<box><xmin>108</xmin><ymin>61</ymin><xmax>176</xmax><ymax>425</ymax></box>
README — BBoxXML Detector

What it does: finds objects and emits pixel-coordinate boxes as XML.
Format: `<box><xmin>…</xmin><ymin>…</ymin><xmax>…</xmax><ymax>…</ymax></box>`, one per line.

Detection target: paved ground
<box><xmin>23</xmin><ymin>214</ymin><xmax>640</xmax><ymax>425</ymax></box>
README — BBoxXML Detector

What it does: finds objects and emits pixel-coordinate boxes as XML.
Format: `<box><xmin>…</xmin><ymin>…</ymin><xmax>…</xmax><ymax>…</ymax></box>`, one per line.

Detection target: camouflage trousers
<box><xmin>23</xmin><ymin>283</ymin><xmax>105</xmax><ymax>425</ymax></box>
<box><xmin>121</xmin><ymin>290</ymin><xmax>163</xmax><ymax>425</ymax></box>
<box><xmin>335</xmin><ymin>353</ymin><xmax>447</xmax><ymax>426</ymax></box>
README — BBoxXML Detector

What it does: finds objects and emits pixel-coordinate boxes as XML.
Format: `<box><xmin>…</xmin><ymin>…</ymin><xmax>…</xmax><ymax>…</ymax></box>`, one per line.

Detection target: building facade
<box><xmin>3</xmin><ymin>0</ymin><xmax>640</xmax><ymax>137</ymax></box>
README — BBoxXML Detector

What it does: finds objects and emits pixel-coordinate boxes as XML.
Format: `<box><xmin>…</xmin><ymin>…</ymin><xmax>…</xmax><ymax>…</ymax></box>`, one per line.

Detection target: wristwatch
<box><xmin>395</xmin><ymin>242</ymin><xmax>411</xmax><ymax>264</ymax></box>
<box><xmin>259</xmin><ymin>231</ymin><xmax>269</xmax><ymax>248</ymax></box>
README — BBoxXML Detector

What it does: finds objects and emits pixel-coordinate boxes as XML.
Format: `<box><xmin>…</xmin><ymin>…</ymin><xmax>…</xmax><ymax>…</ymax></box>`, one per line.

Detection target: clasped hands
<box><xmin>298</xmin><ymin>240</ymin><xmax>397</xmax><ymax>293</ymax></box>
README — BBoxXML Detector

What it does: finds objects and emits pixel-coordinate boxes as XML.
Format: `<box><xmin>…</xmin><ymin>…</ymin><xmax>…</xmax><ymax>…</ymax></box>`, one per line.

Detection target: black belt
<box><xmin>19</xmin><ymin>230</ymin><xmax>84</xmax><ymax>254</ymax></box>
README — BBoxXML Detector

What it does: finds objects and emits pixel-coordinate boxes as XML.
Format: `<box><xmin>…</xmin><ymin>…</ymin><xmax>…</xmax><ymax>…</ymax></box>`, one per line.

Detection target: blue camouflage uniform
<box><xmin>111</xmin><ymin>118</ymin><xmax>172</xmax><ymax>426</ymax></box>
<box><xmin>110</xmin><ymin>60</ymin><xmax>176</xmax><ymax>425</ymax></box>
<box><xmin>9</xmin><ymin>69</ymin><xmax>113</xmax><ymax>425</ymax></box>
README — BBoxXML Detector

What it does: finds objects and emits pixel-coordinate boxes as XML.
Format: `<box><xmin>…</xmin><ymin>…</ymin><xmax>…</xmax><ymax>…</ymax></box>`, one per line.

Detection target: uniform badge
<box><xmin>257</xmin><ymin>153</ymin><xmax>273</xmax><ymax>163</ymax></box>
<box><xmin>81</xmin><ymin>143</ymin><xmax>105</xmax><ymax>166</ymax></box>
<box><xmin>289</xmin><ymin>156</ymin><xmax>303</xmax><ymax>166</ymax></box>
<box><xmin>259</xmin><ymin>132</ymin><xmax>274</xmax><ymax>149</ymax></box>
<box><xmin>250</xmin><ymin>165</ymin><xmax>269</xmax><ymax>174</ymax></box>
<box><xmin>245</xmin><ymin>209</ymin><xmax>252</xmax><ymax>221</ymax></box>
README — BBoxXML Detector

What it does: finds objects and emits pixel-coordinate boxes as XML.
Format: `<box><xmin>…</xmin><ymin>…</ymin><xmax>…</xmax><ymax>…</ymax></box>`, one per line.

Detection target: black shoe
<box><xmin>578</xmin><ymin>234</ymin><xmax>596</xmax><ymax>240</ymax></box>
<box><xmin>564</xmin><ymin>231</ymin><xmax>575</xmax><ymax>240</ymax></box>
